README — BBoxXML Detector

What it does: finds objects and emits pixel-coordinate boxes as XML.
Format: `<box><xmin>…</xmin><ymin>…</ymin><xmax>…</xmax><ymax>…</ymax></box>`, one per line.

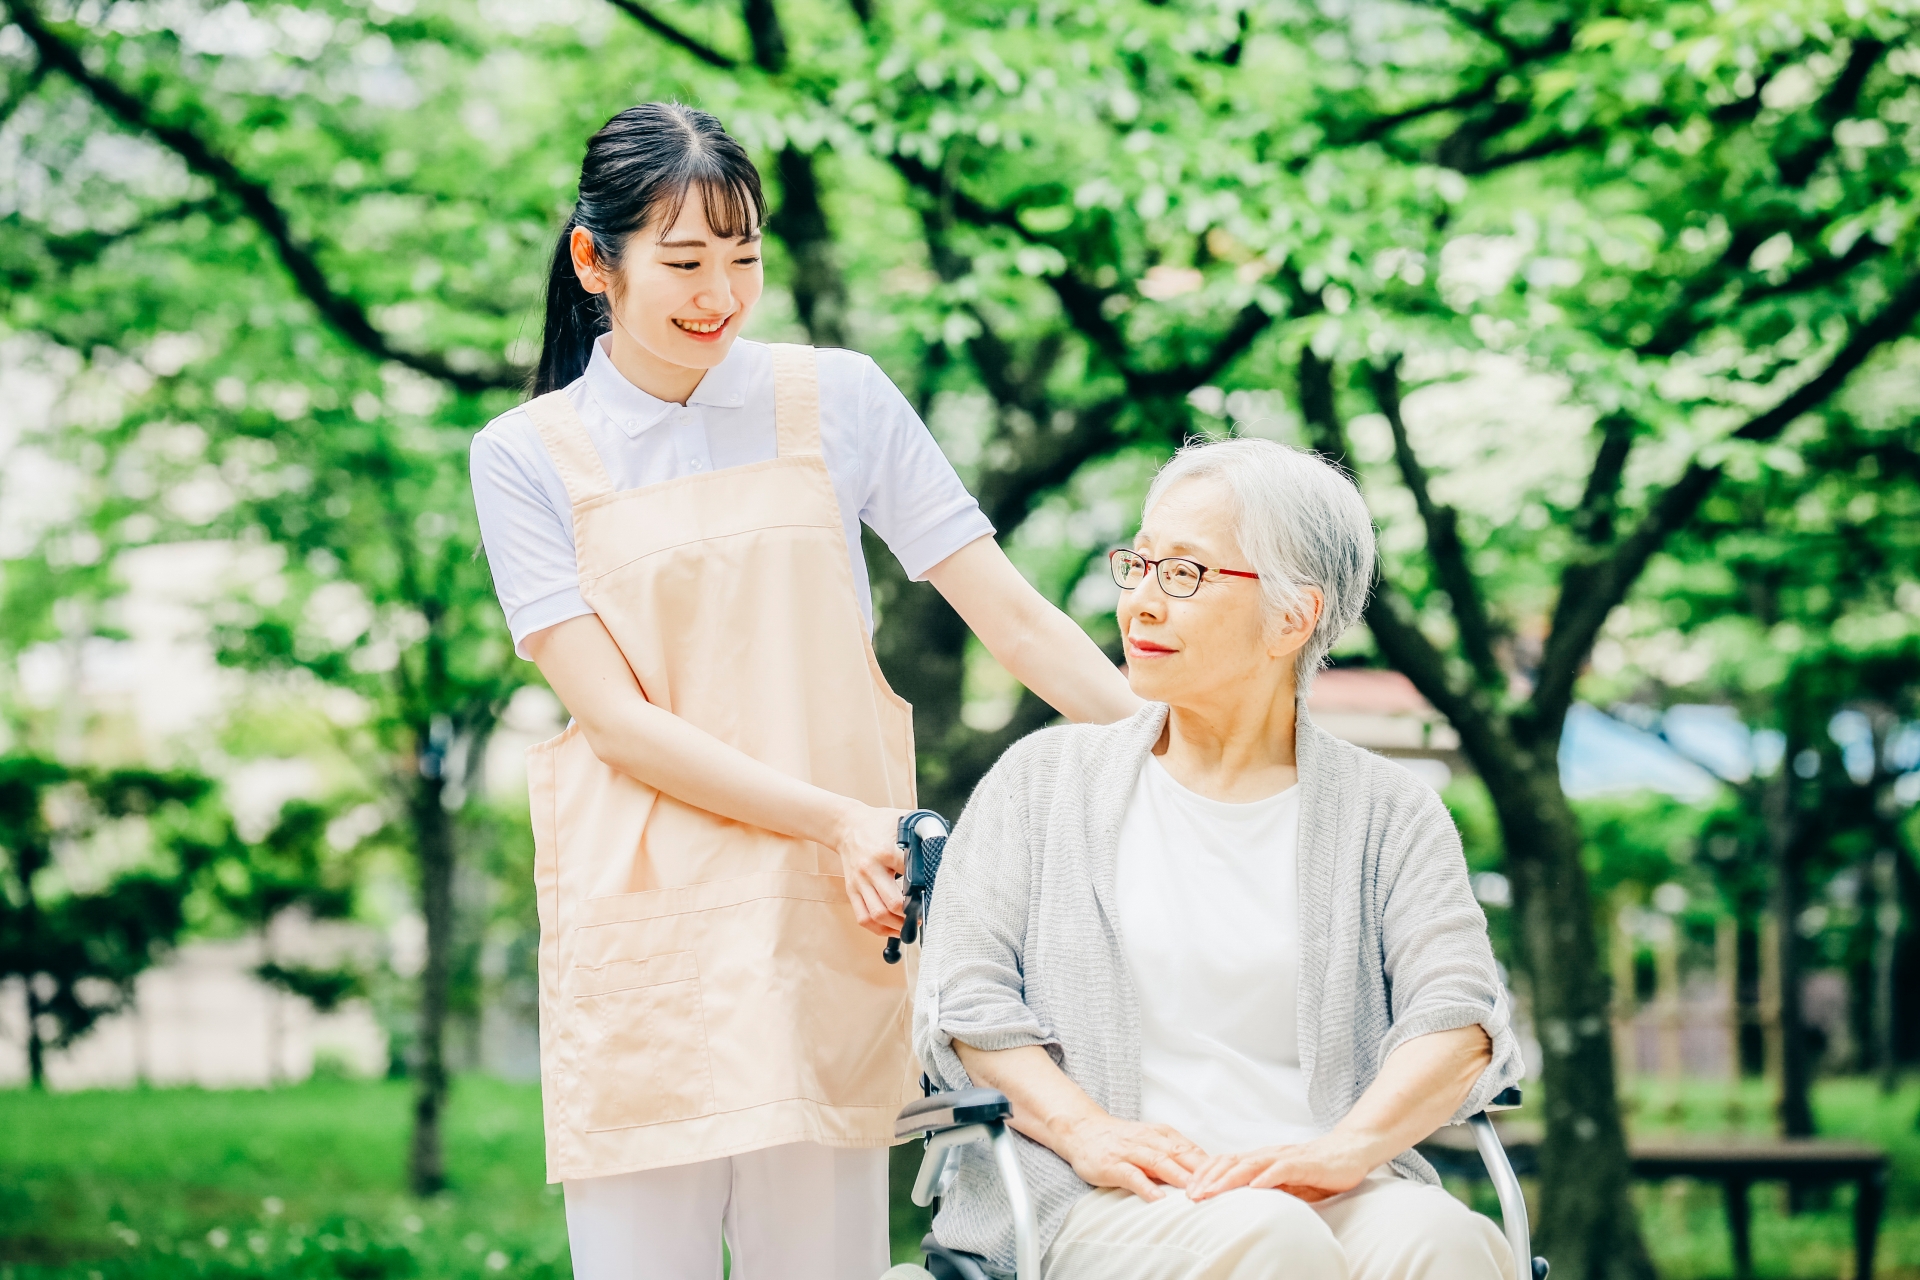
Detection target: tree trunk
<box><xmin>408</xmin><ymin>769</ymin><xmax>457</xmax><ymax>1196</ymax></box>
<box><xmin>25</xmin><ymin>977</ymin><xmax>46</xmax><ymax>1089</ymax></box>
<box><xmin>864</xmin><ymin>530</ymin><xmax>973</xmax><ymax>815</ymax></box>
<box><xmin>1765</xmin><ymin>768</ymin><xmax>1816</xmax><ymax>1137</ymax></box>
<box><xmin>21</xmin><ymin>837</ymin><xmax>46</xmax><ymax>1090</ymax></box>
<box><xmin>864</xmin><ymin>530</ymin><xmax>1069</xmax><ymax>818</ymax></box>
<box><xmin>774</xmin><ymin>146</ymin><xmax>850</xmax><ymax>350</ymax></box>
<box><xmin>1484</xmin><ymin>748</ymin><xmax>1655</xmax><ymax>1280</ymax></box>
<box><xmin>1873</xmin><ymin>847</ymin><xmax>1899</xmax><ymax>1094</ymax></box>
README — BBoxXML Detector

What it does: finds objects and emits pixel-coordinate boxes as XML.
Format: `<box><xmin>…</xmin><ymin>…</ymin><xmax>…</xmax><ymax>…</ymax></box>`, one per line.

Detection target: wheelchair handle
<box><xmin>882</xmin><ymin>810</ymin><xmax>950</xmax><ymax>964</ymax></box>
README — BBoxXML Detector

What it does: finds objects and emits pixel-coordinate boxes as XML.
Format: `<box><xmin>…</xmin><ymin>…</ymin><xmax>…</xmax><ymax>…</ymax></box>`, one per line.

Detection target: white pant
<box><xmin>563</xmin><ymin>1142</ymin><xmax>890</xmax><ymax>1280</ymax></box>
<box><xmin>1044</xmin><ymin>1174</ymin><xmax>1513</xmax><ymax>1280</ymax></box>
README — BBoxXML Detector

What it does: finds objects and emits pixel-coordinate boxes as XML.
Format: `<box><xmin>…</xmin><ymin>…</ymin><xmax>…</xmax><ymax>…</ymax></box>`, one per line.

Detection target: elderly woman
<box><xmin>913</xmin><ymin>438</ymin><xmax>1523</xmax><ymax>1280</ymax></box>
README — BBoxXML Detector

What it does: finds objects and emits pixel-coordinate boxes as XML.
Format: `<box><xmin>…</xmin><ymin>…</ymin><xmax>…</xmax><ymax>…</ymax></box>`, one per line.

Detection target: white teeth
<box><xmin>674</xmin><ymin>318</ymin><xmax>725</xmax><ymax>334</ymax></box>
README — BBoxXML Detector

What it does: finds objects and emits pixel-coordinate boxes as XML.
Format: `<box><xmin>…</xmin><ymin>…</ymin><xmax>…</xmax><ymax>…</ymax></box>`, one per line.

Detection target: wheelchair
<box><xmin>883</xmin><ymin>811</ymin><xmax>1549</xmax><ymax>1280</ymax></box>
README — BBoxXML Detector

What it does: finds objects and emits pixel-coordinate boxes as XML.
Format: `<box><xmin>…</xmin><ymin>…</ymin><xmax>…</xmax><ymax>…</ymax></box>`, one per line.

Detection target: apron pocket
<box><xmin>573</xmin><ymin>951</ymin><xmax>716</xmax><ymax>1131</ymax></box>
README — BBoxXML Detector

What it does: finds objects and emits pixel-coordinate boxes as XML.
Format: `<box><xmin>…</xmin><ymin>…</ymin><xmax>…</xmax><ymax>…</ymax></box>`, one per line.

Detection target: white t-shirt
<box><xmin>470</xmin><ymin>334</ymin><xmax>994</xmax><ymax>657</ymax></box>
<box><xmin>1113</xmin><ymin>754</ymin><xmax>1318</xmax><ymax>1157</ymax></box>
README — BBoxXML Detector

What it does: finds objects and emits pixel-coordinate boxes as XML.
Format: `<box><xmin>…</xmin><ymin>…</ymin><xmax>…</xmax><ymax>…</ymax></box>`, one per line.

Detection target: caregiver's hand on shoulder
<box><xmin>1186</xmin><ymin>1134</ymin><xmax>1373</xmax><ymax>1203</ymax></box>
<box><xmin>831</xmin><ymin>803</ymin><xmax>909</xmax><ymax>937</ymax></box>
<box><xmin>1055</xmin><ymin>1112</ymin><xmax>1204</xmax><ymax>1201</ymax></box>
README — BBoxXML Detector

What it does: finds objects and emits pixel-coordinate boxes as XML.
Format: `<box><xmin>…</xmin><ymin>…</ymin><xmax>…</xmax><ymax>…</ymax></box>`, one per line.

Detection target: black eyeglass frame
<box><xmin>1108</xmin><ymin>548</ymin><xmax>1261</xmax><ymax>599</ymax></box>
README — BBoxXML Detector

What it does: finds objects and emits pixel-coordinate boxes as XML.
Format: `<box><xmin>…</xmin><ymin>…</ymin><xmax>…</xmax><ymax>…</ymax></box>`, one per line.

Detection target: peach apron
<box><xmin>524</xmin><ymin>344</ymin><xmax>920</xmax><ymax>1182</ymax></box>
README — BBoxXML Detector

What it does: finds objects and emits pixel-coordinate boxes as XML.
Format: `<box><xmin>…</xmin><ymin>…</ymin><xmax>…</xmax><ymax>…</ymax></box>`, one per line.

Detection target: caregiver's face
<box><xmin>1118</xmin><ymin>477</ymin><xmax>1279</xmax><ymax>707</ymax></box>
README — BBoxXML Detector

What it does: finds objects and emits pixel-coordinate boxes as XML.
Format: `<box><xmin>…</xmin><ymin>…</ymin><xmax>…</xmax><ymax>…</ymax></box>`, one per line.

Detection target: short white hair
<box><xmin>1142</xmin><ymin>437</ymin><xmax>1376</xmax><ymax>693</ymax></box>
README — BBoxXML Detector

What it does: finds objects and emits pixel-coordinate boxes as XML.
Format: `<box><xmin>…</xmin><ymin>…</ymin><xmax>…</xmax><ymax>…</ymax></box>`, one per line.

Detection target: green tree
<box><xmin>0</xmin><ymin>757</ymin><xmax>212</xmax><ymax>1087</ymax></box>
<box><xmin>1618</xmin><ymin>399</ymin><xmax>1920</xmax><ymax>1128</ymax></box>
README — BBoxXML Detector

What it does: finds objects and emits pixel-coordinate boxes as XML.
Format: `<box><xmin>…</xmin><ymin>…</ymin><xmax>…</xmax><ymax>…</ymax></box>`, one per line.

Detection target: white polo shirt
<box><xmin>471</xmin><ymin>335</ymin><xmax>994</xmax><ymax>657</ymax></box>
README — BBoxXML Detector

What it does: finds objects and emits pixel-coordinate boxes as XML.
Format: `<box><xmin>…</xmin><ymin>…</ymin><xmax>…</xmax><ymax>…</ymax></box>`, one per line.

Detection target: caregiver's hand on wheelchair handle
<box><xmin>831</xmin><ymin>802</ymin><xmax>910</xmax><ymax>936</ymax></box>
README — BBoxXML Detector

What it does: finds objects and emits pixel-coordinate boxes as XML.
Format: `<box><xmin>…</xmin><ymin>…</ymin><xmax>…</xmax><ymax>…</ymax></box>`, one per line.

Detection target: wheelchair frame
<box><xmin>886</xmin><ymin>812</ymin><xmax>1547</xmax><ymax>1280</ymax></box>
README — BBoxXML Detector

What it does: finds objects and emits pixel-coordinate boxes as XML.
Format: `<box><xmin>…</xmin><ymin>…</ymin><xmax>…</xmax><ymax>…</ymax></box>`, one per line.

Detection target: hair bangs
<box><xmin>647</xmin><ymin>171</ymin><xmax>764</xmax><ymax>243</ymax></box>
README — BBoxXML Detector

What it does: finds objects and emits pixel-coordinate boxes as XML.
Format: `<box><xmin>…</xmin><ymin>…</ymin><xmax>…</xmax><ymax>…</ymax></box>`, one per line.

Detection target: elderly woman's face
<box><xmin>1118</xmin><ymin>477</ymin><xmax>1312</xmax><ymax>707</ymax></box>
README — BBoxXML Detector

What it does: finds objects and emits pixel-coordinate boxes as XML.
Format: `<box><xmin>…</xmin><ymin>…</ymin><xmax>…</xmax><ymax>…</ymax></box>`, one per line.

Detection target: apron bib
<box><xmin>524</xmin><ymin>344</ymin><xmax>920</xmax><ymax>1181</ymax></box>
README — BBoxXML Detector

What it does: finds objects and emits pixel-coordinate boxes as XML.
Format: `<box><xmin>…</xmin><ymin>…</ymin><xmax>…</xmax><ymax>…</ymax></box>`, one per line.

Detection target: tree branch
<box><xmin>1777</xmin><ymin>37</ymin><xmax>1885</xmax><ymax>187</ymax></box>
<box><xmin>740</xmin><ymin>0</ymin><xmax>786</xmax><ymax>71</ymax></box>
<box><xmin>734</xmin><ymin>0</ymin><xmax>852</xmax><ymax>346</ymax></box>
<box><xmin>1570</xmin><ymin>413</ymin><xmax>1634</xmax><ymax>545</ymax></box>
<box><xmin>602</xmin><ymin>0</ymin><xmax>738</xmax><ymax>67</ymax></box>
<box><xmin>0</xmin><ymin>59</ymin><xmax>49</xmax><ymax>129</ymax></box>
<box><xmin>1406</xmin><ymin>0</ymin><xmax>1532</xmax><ymax>62</ymax></box>
<box><xmin>1368</xmin><ymin>358</ymin><xmax>1502</xmax><ymax>688</ymax></box>
<box><xmin>1331</xmin><ymin>76</ymin><xmax>1504</xmax><ymax>146</ymax></box>
<box><xmin>10</xmin><ymin>196</ymin><xmax>225</xmax><ymax>280</ymax></box>
<box><xmin>1531</xmin><ymin>268</ymin><xmax>1920</xmax><ymax>729</ymax></box>
<box><xmin>891</xmin><ymin>152</ymin><xmax>1282</xmax><ymax>398</ymax></box>
<box><xmin>8</xmin><ymin>1</ymin><xmax>517</xmax><ymax>394</ymax></box>
<box><xmin>1634</xmin><ymin>45</ymin><xmax>1893</xmax><ymax>358</ymax></box>
<box><xmin>1298</xmin><ymin>347</ymin><xmax>1489</xmax><ymax>731</ymax></box>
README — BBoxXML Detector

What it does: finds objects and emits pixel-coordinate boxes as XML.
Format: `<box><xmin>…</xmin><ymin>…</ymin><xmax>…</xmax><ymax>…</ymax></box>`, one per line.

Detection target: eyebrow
<box><xmin>656</xmin><ymin>232</ymin><xmax>763</xmax><ymax>249</ymax></box>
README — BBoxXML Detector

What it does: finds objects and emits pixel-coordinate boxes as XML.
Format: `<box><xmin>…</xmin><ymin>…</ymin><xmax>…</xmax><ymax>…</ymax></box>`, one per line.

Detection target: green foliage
<box><xmin>0</xmin><ymin>756</ymin><xmax>213</xmax><ymax>1062</ymax></box>
<box><xmin>254</xmin><ymin>963</ymin><xmax>363</xmax><ymax>1015</ymax></box>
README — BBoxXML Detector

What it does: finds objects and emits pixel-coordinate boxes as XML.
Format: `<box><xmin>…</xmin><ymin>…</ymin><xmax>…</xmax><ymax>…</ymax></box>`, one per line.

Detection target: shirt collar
<box><xmin>582</xmin><ymin>332</ymin><xmax>751</xmax><ymax>438</ymax></box>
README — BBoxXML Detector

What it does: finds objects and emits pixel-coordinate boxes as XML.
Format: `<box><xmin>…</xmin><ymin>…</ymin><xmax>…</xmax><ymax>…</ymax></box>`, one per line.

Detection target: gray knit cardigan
<box><xmin>912</xmin><ymin>702</ymin><xmax>1523</xmax><ymax>1273</ymax></box>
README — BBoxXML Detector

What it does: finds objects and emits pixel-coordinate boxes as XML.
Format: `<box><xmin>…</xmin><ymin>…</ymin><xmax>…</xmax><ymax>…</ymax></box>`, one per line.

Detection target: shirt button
<box><xmin>691</xmin><ymin>459</ymin><xmax>705</xmax><ymax>471</ymax></box>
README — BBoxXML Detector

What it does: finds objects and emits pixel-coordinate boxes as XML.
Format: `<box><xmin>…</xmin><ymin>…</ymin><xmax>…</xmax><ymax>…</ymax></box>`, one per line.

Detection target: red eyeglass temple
<box><xmin>1112</xmin><ymin>550</ymin><xmax>1261</xmax><ymax>582</ymax></box>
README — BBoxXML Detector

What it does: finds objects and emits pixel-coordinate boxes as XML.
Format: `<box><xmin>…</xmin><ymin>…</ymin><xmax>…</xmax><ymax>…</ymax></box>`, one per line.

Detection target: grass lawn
<box><xmin>0</xmin><ymin>1075</ymin><xmax>931</xmax><ymax>1278</ymax></box>
<box><xmin>2</xmin><ymin>1073</ymin><xmax>1916</xmax><ymax>1278</ymax></box>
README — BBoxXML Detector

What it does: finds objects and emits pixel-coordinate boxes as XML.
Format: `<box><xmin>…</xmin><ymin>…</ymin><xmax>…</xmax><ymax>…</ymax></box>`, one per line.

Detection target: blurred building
<box><xmin>1306</xmin><ymin>667</ymin><xmax>1463</xmax><ymax>789</ymax></box>
<box><xmin>0</xmin><ymin>913</ymin><xmax>386</xmax><ymax>1089</ymax></box>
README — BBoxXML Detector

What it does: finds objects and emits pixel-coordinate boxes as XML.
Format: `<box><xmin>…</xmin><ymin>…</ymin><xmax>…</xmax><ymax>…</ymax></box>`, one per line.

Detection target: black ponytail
<box><xmin>533</xmin><ymin>103</ymin><xmax>767</xmax><ymax>396</ymax></box>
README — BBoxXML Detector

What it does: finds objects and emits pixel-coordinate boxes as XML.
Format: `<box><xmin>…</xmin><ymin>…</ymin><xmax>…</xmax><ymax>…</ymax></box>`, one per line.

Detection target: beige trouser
<box><xmin>1043</xmin><ymin>1173</ymin><xmax>1513</xmax><ymax>1280</ymax></box>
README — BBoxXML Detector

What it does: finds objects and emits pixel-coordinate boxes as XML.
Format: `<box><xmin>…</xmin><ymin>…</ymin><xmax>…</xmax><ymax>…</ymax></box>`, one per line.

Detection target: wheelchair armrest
<box><xmin>1483</xmin><ymin>1086</ymin><xmax>1522</xmax><ymax>1113</ymax></box>
<box><xmin>897</xmin><ymin>1087</ymin><xmax>1013</xmax><ymax>1139</ymax></box>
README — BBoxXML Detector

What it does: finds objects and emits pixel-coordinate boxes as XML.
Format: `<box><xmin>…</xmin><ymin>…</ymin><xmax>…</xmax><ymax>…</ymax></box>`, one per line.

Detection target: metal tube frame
<box><xmin>1469</xmin><ymin>1113</ymin><xmax>1533</xmax><ymax>1280</ymax></box>
<box><xmin>990</xmin><ymin>1123</ymin><xmax>1041</xmax><ymax>1280</ymax></box>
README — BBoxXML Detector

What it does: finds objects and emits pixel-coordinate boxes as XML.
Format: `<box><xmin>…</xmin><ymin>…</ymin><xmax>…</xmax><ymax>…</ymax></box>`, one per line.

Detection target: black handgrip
<box><xmin>881</xmin><ymin>810</ymin><xmax>951</xmax><ymax>962</ymax></box>
<box><xmin>919</xmin><ymin>834</ymin><xmax>946</xmax><ymax>884</ymax></box>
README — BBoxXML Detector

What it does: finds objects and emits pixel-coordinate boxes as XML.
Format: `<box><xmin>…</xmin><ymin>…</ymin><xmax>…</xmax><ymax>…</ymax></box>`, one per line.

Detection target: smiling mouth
<box><xmin>672</xmin><ymin>316</ymin><xmax>730</xmax><ymax>335</ymax></box>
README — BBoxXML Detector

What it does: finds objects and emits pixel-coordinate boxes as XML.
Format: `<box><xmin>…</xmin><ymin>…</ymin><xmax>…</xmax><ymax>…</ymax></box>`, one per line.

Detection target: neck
<box><xmin>1156</xmin><ymin>670</ymin><xmax>1300</xmax><ymax>802</ymax></box>
<box><xmin>603</xmin><ymin>311</ymin><xmax>708</xmax><ymax>404</ymax></box>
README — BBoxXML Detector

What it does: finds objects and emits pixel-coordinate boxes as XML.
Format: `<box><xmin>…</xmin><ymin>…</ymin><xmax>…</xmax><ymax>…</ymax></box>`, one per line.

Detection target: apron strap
<box><xmin>523</xmin><ymin>390</ymin><xmax>616</xmax><ymax>508</ymax></box>
<box><xmin>768</xmin><ymin>343</ymin><xmax>823</xmax><ymax>458</ymax></box>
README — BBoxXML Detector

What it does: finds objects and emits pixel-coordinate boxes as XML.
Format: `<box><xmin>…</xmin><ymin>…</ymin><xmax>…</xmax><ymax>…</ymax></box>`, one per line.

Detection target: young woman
<box><xmin>469</xmin><ymin>104</ymin><xmax>1138</xmax><ymax>1280</ymax></box>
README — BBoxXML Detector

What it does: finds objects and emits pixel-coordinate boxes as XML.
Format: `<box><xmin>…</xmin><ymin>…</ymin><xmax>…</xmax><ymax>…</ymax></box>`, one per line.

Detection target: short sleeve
<box><xmin>856</xmin><ymin>358</ymin><xmax>995</xmax><ymax>580</ymax></box>
<box><xmin>470</xmin><ymin>418</ymin><xmax>595</xmax><ymax>659</ymax></box>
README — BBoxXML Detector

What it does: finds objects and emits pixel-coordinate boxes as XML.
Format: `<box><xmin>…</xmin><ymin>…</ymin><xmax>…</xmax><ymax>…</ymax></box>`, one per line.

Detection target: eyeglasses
<box><xmin>1109</xmin><ymin>548</ymin><xmax>1260</xmax><ymax>599</ymax></box>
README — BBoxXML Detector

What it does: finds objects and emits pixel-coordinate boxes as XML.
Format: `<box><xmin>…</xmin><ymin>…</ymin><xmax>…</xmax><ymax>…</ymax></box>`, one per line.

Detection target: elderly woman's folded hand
<box><xmin>1055</xmin><ymin>1112</ymin><xmax>1206</xmax><ymax>1202</ymax></box>
<box><xmin>1186</xmin><ymin>1137</ymin><xmax>1367</xmax><ymax>1204</ymax></box>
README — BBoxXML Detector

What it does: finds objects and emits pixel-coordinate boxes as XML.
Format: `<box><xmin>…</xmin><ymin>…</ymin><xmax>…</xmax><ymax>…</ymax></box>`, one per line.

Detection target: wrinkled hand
<box><xmin>1187</xmin><ymin>1134</ymin><xmax>1373</xmax><ymax>1203</ymax></box>
<box><xmin>1056</xmin><ymin>1113</ymin><xmax>1205</xmax><ymax>1201</ymax></box>
<box><xmin>833</xmin><ymin>805</ymin><xmax>909</xmax><ymax>937</ymax></box>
